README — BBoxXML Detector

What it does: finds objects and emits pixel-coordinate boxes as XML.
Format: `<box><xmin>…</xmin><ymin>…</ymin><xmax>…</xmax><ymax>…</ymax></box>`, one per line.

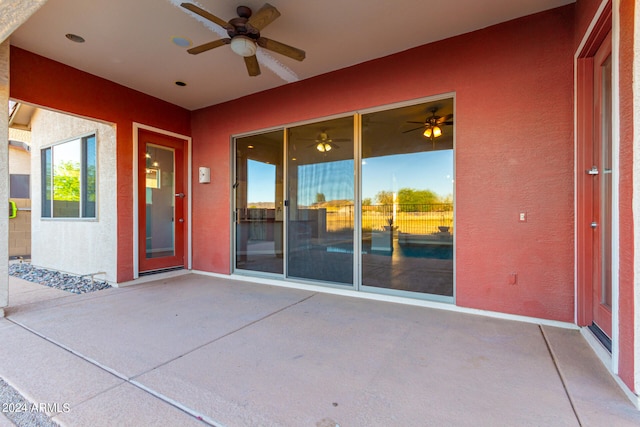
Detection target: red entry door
<box><xmin>138</xmin><ymin>129</ymin><xmax>187</xmax><ymax>273</ymax></box>
<box><xmin>591</xmin><ymin>31</ymin><xmax>612</xmax><ymax>338</ymax></box>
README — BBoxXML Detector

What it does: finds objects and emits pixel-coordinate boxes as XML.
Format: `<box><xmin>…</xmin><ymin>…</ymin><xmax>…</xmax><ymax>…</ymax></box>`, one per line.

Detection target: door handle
<box><xmin>175</xmin><ymin>193</ymin><xmax>185</xmax><ymax>198</ymax></box>
<box><xmin>178</xmin><ymin>218</ymin><xmax>184</xmax><ymax>223</ymax></box>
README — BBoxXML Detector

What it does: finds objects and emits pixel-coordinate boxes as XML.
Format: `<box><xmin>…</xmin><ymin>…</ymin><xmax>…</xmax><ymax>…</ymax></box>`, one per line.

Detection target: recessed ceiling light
<box><xmin>65</xmin><ymin>33</ymin><xmax>85</xmax><ymax>43</ymax></box>
<box><xmin>171</xmin><ymin>36</ymin><xmax>192</xmax><ymax>48</ymax></box>
<box><xmin>247</xmin><ymin>145</ymin><xmax>254</xmax><ymax>149</ymax></box>
<box><xmin>175</xmin><ymin>81</ymin><xmax>187</xmax><ymax>87</ymax></box>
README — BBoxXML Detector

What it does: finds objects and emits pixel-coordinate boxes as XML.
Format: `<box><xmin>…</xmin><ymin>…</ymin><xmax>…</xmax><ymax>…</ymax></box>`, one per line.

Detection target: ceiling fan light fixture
<box><xmin>423</xmin><ymin>125</ymin><xmax>442</xmax><ymax>139</ymax></box>
<box><xmin>230</xmin><ymin>36</ymin><xmax>257</xmax><ymax>57</ymax></box>
<box><xmin>316</xmin><ymin>142</ymin><xmax>331</xmax><ymax>152</ymax></box>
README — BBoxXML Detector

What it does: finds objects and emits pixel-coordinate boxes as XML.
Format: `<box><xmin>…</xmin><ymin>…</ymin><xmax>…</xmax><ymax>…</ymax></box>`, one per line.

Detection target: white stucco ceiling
<box><xmin>10</xmin><ymin>0</ymin><xmax>574</xmax><ymax>111</ymax></box>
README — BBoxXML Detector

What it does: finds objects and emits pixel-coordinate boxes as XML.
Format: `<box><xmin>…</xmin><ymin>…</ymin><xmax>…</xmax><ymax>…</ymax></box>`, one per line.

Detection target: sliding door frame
<box><xmin>231</xmin><ymin>93</ymin><xmax>456</xmax><ymax>303</ymax></box>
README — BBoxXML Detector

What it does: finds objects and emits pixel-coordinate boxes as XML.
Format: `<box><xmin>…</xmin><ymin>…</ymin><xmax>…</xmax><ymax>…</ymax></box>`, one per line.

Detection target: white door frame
<box><xmin>132</xmin><ymin>123</ymin><xmax>192</xmax><ymax>279</ymax></box>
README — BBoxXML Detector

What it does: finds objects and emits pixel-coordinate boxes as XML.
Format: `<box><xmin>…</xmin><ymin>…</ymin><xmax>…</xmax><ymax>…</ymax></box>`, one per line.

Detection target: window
<box><xmin>41</xmin><ymin>134</ymin><xmax>97</xmax><ymax>218</ymax></box>
<box><xmin>9</xmin><ymin>174</ymin><xmax>30</xmax><ymax>199</ymax></box>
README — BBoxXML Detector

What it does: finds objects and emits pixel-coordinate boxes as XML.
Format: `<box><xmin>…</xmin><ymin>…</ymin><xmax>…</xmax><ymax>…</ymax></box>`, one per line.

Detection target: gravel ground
<box><xmin>0</xmin><ymin>378</ymin><xmax>58</xmax><ymax>427</ymax></box>
<box><xmin>8</xmin><ymin>263</ymin><xmax>111</xmax><ymax>294</ymax></box>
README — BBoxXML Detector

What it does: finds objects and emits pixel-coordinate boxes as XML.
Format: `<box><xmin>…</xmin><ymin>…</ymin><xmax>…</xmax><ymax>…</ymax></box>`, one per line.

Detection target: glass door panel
<box><xmin>287</xmin><ymin>117</ymin><xmax>354</xmax><ymax>285</ymax></box>
<box><xmin>145</xmin><ymin>144</ymin><xmax>175</xmax><ymax>259</ymax></box>
<box><xmin>592</xmin><ymin>32</ymin><xmax>612</xmax><ymax>337</ymax></box>
<box><xmin>361</xmin><ymin>100</ymin><xmax>454</xmax><ymax>297</ymax></box>
<box><xmin>235</xmin><ymin>131</ymin><xmax>284</xmax><ymax>274</ymax></box>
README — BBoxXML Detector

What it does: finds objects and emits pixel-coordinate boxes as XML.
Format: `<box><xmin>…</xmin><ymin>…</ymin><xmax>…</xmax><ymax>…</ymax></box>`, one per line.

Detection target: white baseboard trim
<box><xmin>192</xmin><ymin>270</ymin><xmax>579</xmax><ymax>330</ymax></box>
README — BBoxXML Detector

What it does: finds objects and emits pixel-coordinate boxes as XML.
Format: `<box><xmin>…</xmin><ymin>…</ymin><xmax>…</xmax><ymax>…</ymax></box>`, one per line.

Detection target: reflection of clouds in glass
<box><xmin>298</xmin><ymin>160</ymin><xmax>354</xmax><ymax>206</ymax></box>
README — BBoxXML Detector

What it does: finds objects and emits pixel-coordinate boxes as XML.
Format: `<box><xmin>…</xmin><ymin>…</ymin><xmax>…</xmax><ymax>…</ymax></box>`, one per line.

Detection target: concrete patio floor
<box><xmin>1</xmin><ymin>273</ymin><xmax>640</xmax><ymax>426</ymax></box>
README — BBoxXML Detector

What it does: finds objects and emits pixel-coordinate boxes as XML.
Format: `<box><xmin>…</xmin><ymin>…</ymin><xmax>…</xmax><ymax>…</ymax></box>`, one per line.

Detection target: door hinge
<box><xmin>587</xmin><ymin>166</ymin><xmax>599</xmax><ymax>175</ymax></box>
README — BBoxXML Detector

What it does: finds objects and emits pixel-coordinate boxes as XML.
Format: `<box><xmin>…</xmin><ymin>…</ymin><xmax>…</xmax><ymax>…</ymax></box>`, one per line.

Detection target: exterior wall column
<box><xmin>0</xmin><ymin>0</ymin><xmax>48</xmax><ymax>317</ymax></box>
<box><xmin>0</xmin><ymin>38</ymin><xmax>8</xmax><ymax>317</ymax></box>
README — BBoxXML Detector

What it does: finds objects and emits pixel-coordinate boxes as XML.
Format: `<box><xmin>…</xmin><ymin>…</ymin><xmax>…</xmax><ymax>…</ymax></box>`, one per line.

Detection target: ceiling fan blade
<box><xmin>181</xmin><ymin>3</ymin><xmax>233</xmax><ymax>32</ymax></box>
<box><xmin>248</xmin><ymin>3</ymin><xmax>281</xmax><ymax>31</ymax></box>
<box><xmin>443</xmin><ymin>121</ymin><xmax>454</xmax><ymax>126</ymax></box>
<box><xmin>437</xmin><ymin>114</ymin><xmax>453</xmax><ymax>124</ymax></box>
<box><xmin>257</xmin><ymin>37</ymin><xmax>305</xmax><ymax>61</ymax></box>
<box><xmin>403</xmin><ymin>126</ymin><xmax>425</xmax><ymax>134</ymax></box>
<box><xmin>330</xmin><ymin>143</ymin><xmax>340</xmax><ymax>149</ymax></box>
<box><xmin>187</xmin><ymin>39</ymin><xmax>230</xmax><ymax>55</ymax></box>
<box><xmin>244</xmin><ymin>55</ymin><xmax>261</xmax><ymax>76</ymax></box>
<box><xmin>406</xmin><ymin>121</ymin><xmax>425</xmax><ymax>124</ymax></box>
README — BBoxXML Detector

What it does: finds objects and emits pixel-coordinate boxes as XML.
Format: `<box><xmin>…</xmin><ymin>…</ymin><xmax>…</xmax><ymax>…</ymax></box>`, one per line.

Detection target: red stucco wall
<box><xmin>9</xmin><ymin>47</ymin><xmax>191</xmax><ymax>282</ymax></box>
<box><xmin>617</xmin><ymin>0</ymin><xmax>636</xmax><ymax>392</ymax></box>
<box><xmin>191</xmin><ymin>6</ymin><xmax>576</xmax><ymax>321</ymax></box>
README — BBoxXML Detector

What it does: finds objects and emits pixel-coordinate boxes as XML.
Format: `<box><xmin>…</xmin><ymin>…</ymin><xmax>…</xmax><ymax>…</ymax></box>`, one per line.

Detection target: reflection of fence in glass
<box><xmin>241</xmin><ymin>203</ymin><xmax>454</xmax><ymax>241</ymax></box>
<box><xmin>328</xmin><ymin>204</ymin><xmax>454</xmax><ymax>235</ymax></box>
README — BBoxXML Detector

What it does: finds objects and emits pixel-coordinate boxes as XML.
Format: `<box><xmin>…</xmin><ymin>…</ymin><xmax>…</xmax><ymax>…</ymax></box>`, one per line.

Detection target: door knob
<box><xmin>175</xmin><ymin>193</ymin><xmax>185</xmax><ymax>198</ymax></box>
<box><xmin>178</xmin><ymin>218</ymin><xmax>184</xmax><ymax>223</ymax></box>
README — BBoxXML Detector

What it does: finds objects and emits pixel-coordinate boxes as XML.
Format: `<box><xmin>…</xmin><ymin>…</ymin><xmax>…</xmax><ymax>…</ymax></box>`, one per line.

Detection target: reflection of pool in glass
<box><xmin>325</xmin><ymin>240</ymin><xmax>453</xmax><ymax>260</ymax></box>
<box><xmin>396</xmin><ymin>242</ymin><xmax>453</xmax><ymax>259</ymax></box>
<box><xmin>361</xmin><ymin>240</ymin><xmax>452</xmax><ymax>259</ymax></box>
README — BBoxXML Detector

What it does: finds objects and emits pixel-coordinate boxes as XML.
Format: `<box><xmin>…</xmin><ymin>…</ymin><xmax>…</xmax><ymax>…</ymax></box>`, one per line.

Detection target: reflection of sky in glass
<box><xmin>362</xmin><ymin>150</ymin><xmax>453</xmax><ymax>200</ymax></box>
<box><xmin>54</xmin><ymin>138</ymin><xmax>81</xmax><ymax>167</ymax></box>
<box><xmin>247</xmin><ymin>151</ymin><xmax>453</xmax><ymax>204</ymax></box>
<box><xmin>248</xmin><ymin>159</ymin><xmax>275</xmax><ymax>203</ymax></box>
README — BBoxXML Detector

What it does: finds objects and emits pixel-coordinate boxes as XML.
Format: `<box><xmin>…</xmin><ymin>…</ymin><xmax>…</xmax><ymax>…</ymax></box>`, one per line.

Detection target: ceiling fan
<box><xmin>181</xmin><ymin>2</ymin><xmax>306</xmax><ymax>77</ymax></box>
<box><xmin>303</xmin><ymin>131</ymin><xmax>350</xmax><ymax>153</ymax></box>
<box><xmin>403</xmin><ymin>107</ymin><xmax>454</xmax><ymax>147</ymax></box>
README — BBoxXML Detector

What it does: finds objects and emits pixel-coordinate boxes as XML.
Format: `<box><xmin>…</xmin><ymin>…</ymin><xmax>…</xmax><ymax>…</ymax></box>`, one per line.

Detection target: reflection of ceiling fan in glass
<box><xmin>404</xmin><ymin>107</ymin><xmax>454</xmax><ymax>147</ymax></box>
<box><xmin>304</xmin><ymin>131</ymin><xmax>350</xmax><ymax>153</ymax></box>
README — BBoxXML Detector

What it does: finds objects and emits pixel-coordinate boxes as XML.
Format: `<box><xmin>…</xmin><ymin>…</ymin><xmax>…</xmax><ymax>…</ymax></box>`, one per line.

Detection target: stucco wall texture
<box><xmin>8</xmin><ymin>145</ymin><xmax>29</xmax><ymax>174</ymax></box>
<box><xmin>616</xmin><ymin>0</ymin><xmax>637</xmax><ymax>393</ymax></box>
<box><xmin>190</xmin><ymin>6</ymin><xmax>576</xmax><ymax>322</ymax></box>
<box><xmin>0</xmin><ymin>38</ymin><xmax>9</xmax><ymax>313</ymax></box>
<box><xmin>30</xmin><ymin>109</ymin><xmax>118</xmax><ymax>283</ymax></box>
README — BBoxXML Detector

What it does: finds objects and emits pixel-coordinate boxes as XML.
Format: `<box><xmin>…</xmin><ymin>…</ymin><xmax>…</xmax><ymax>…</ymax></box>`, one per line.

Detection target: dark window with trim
<box><xmin>9</xmin><ymin>174</ymin><xmax>30</xmax><ymax>199</ymax></box>
<box><xmin>41</xmin><ymin>134</ymin><xmax>97</xmax><ymax>218</ymax></box>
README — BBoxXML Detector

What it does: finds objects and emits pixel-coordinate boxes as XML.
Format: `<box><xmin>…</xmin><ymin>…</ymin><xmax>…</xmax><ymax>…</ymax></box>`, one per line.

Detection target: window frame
<box><xmin>40</xmin><ymin>132</ymin><xmax>98</xmax><ymax>220</ymax></box>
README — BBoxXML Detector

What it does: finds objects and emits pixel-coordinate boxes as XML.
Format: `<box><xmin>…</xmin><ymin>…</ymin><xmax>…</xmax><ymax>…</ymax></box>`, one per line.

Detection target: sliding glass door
<box><xmin>361</xmin><ymin>101</ymin><xmax>454</xmax><ymax>297</ymax></box>
<box><xmin>286</xmin><ymin>117</ymin><xmax>355</xmax><ymax>285</ymax></box>
<box><xmin>235</xmin><ymin>131</ymin><xmax>284</xmax><ymax>274</ymax></box>
<box><xmin>233</xmin><ymin>97</ymin><xmax>454</xmax><ymax>300</ymax></box>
